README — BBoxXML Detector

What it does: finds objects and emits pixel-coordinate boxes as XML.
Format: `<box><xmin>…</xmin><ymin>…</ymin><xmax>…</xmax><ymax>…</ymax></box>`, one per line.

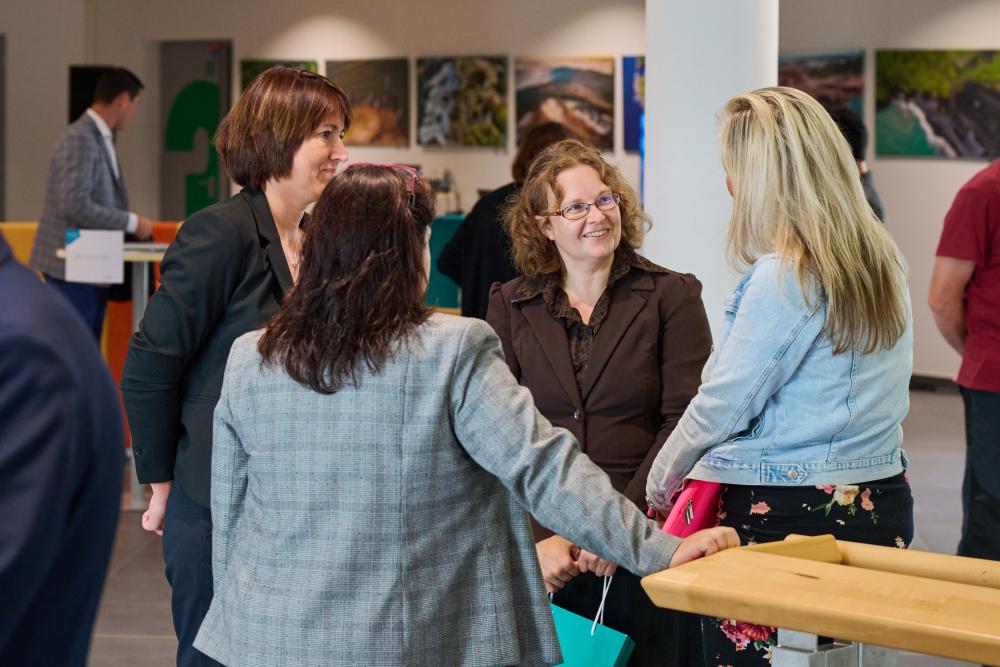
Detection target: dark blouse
<box><xmin>517</xmin><ymin>249</ymin><xmax>667</xmax><ymax>392</ymax></box>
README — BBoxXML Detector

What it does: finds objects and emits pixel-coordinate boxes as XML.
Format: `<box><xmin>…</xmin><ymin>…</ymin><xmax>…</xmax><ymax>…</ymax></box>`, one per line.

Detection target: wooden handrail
<box><xmin>641</xmin><ymin>535</ymin><xmax>1000</xmax><ymax>664</ymax></box>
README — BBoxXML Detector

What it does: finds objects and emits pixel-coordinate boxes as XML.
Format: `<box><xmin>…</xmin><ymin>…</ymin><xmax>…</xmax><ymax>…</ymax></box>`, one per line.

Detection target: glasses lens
<box><xmin>563</xmin><ymin>203</ymin><xmax>589</xmax><ymax>220</ymax></box>
<box><xmin>596</xmin><ymin>193</ymin><xmax>620</xmax><ymax>210</ymax></box>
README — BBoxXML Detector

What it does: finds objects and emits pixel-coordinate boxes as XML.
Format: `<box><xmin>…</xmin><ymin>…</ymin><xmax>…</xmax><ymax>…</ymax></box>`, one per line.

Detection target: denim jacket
<box><xmin>646</xmin><ymin>254</ymin><xmax>912</xmax><ymax>511</ymax></box>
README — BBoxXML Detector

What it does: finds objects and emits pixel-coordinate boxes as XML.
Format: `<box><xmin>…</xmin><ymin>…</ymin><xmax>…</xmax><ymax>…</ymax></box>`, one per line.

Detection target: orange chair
<box><xmin>0</xmin><ymin>222</ymin><xmax>38</xmax><ymax>264</ymax></box>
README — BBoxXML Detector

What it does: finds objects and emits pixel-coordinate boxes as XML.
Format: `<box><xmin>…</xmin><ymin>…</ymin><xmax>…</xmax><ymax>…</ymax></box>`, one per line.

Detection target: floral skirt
<box><xmin>702</xmin><ymin>472</ymin><xmax>914</xmax><ymax>666</ymax></box>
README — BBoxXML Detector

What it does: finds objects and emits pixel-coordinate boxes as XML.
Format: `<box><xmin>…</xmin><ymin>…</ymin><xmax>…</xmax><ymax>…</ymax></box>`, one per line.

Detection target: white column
<box><xmin>643</xmin><ymin>0</ymin><xmax>778</xmax><ymax>336</ymax></box>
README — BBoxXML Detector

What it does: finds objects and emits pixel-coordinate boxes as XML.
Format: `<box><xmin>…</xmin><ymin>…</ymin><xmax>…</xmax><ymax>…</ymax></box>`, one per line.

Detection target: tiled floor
<box><xmin>87</xmin><ymin>389</ymin><xmax>980</xmax><ymax>666</ymax></box>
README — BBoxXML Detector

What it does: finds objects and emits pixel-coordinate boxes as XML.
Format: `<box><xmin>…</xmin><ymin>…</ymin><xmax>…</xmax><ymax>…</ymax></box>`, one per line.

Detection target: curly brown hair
<box><xmin>510</xmin><ymin>122</ymin><xmax>576</xmax><ymax>181</ymax></box>
<box><xmin>258</xmin><ymin>165</ymin><xmax>434</xmax><ymax>394</ymax></box>
<box><xmin>215</xmin><ymin>67</ymin><xmax>352</xmax><ymax>190</ymax></box>
<box><xmin>505</xmin><ymin>139</ymin><xmax>649</xmax><ymax>277</ymax></box>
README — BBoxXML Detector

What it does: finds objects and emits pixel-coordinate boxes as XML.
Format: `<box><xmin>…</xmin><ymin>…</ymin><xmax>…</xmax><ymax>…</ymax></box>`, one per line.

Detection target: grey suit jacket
<box><xmin>29</xmin><ymin>113</ymin><xmax>130</xmax><ymax>279</ymax></box>
<box><xmin>193</xmin><ymin>315</ymin><xmax>680</xmax><ymax>667</ymax></box>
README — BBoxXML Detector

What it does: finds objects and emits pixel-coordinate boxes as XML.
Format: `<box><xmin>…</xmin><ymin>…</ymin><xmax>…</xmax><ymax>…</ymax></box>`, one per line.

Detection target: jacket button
<box><xmin>787</xmin><ymin>469</ymin><xmax>798</xmax><ymax>479</ymax></box>
<box><xmin>573</xmin><ymin>409</ymin><xmax>582</xmax><ymax>422</ymax></box>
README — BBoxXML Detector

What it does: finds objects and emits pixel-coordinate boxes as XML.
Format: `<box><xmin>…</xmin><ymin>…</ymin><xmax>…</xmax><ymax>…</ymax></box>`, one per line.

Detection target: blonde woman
<box><xmin>646</xmin><ymin>87</ymin><xmax>914</xmax><ymax>666</ymax></box>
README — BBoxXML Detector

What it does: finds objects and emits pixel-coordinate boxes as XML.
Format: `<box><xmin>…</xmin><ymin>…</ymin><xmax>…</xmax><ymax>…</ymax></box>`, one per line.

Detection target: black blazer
<box><xmin>121</xmin><ymin>187</ymin><xmax>294</xmax><ymax>507</ymax></box>
<box><xmin>437</xmin><ymin>181</ymin><xmax>520</xmax><ymax>319</ymax></box>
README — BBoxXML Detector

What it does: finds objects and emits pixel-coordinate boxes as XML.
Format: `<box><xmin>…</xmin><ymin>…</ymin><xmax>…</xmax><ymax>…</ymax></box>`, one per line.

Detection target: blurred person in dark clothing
<box><xmin>438</xmin><ymin>122</ymin><xmax>575</xmax><ymax>319</ymax></box>
<box><xmin>0</xmin><ymin>233</ymin><xmax>123</xmax><ymax>666</ymax></box>
<box><xmin>829</xmin><ymin>107</ymin><xmax>885</xmax><ymax>222</ymax></box>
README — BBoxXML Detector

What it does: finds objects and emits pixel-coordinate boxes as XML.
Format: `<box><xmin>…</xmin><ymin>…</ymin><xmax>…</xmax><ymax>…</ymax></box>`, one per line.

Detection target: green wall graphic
<box><xmin>160</xmin><ymin>41</ymin><xmax>232</xmax><ymax>220</ymax></box>
<box><xmin>165</xmin><ymin>80</ymin><xmax>220</xmax><ymax>216</ymax></box>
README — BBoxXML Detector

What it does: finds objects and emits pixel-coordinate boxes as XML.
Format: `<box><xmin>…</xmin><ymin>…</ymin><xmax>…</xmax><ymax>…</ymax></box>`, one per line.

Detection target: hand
<box><xmin>668</xmin><ymin>527</ymin><xmax>740</xmax><ymax>568</ymax></box>
<box><xmin>575</xmin><ymin>549</ymin><xmax>618</xmax><ymax>578</ymax></box>
<box><xmin>650</xmin><ymin>507</ymin><xmax>670</xmax><ymax>528</ymax></box>
<box><xmin>141</xmin><ymin>481</ymin><xmax>172</xmax><ymax>536</ymax></box>
<box><xmin>535</xmin><ymin>535</ymin><xmax>580</xmax><ymax>594</ymax></box>
<box><xmin>135</xmin><ymin>216</ymin><xmax>154</xmax><ymax>240</ymax></box>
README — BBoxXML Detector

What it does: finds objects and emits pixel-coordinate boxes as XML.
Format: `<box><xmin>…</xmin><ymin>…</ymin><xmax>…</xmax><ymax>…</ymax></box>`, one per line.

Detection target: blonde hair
<box><xmin>720</xmin><ymin>86</ymin><xmax>907</xmax><ymax>354</ymax></box>
<box><xmin>505</xmin><ymin>139</ymin><xmax>649</xmax><ymax>277</ymax></box>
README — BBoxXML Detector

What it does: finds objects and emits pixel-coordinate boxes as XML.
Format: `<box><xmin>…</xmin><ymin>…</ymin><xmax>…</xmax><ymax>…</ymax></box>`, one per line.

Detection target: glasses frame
<box><xmin>346</xmin><ymin>162</ymin><xmax>420</xmax><ymax>208</ymax></box>
<box><xmin>543</xmin><ymin>192</ymin><xmax>622</xmax><ymax>221</ymax></box>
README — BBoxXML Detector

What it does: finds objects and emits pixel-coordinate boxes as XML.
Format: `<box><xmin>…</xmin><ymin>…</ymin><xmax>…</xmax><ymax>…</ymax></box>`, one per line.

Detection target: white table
<box><xmin>59</xmin><ymin>242</ymin><xmax>169</xmax><ymax>509</ymax></box>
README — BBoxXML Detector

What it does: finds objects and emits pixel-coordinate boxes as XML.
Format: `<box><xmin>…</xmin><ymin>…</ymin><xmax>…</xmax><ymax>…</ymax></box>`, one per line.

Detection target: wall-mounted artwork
<box><xmin>623</xmin><ymin>56</ymin><xmax>644</xmax><ymax>153</ymax></box>
<box><xmin>239</xmin><ymin>59</ymin><xmax>318</xmax><ymax>90</ymax></box>
<box><xmin>326</xmin><ymin>58</ymin><xmax>409</xmax><ymax>146</ymax></box>
<box><xmin>778</xmin><ymin>50</ymin><xmax>864</xmax><ymax>114</ymax></box>
<box><xmin>417</xmin><ymin>56</ymin><xmax>507</xmax><ymax>147</ymax></box>
<box><xmin>876</xmin><ymin>49</ymin><xmax>1000</xmax><ymax>159</ymax></box>
<box><xmin>515</xmin><ymin>56</ymin><xmax>614</xmax><ymax>150</ymax></box>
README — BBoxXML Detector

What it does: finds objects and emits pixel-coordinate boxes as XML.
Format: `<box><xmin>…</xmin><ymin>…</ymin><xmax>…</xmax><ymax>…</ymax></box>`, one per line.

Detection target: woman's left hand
<box><xmin>575</xmin><ymin>549</ymin><xmax>618</xmax><ymax>577</ymax></box>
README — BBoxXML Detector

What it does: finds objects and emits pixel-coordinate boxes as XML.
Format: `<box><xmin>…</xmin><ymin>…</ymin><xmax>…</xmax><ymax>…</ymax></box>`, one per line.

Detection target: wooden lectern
<box><xmin>641</xmin><ymin>534</ymin><xmax>1000</xmax><ymax>665</ymax></box>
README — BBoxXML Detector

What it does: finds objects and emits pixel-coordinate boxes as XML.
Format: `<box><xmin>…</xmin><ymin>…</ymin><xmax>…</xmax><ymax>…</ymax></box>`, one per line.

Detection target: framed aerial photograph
<box><xmin>515</xmin><ymin>56</ymin><xmax>614</xmax><ymax>150</ymax></box>
<box><xmin>623</xmin><ymin>55</ymin><xmax>645</xmax><ymax>153</ymax></box>
<box><xmin>876</xmin><ymin>49</ymin><xmax>1000</xmax><ymax>159</ymax></box>
<box><xmin>416</xmin><ymin>56</ymin><xmax>507</xmax><ymax>147</ymax></box>
<box><xmin>326</xmin><ymin>58</ymin><xmax>409</xmax><ymax>146</ymax></box>
<box><xmin>778</xmin><ymin>50</ymin><xmax>865</xmax><ymax>114</ymax></box>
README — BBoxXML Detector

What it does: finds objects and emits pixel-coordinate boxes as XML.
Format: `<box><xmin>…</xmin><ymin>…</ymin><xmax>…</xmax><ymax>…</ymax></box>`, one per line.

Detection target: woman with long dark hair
<box><xmin>192</xmin><ymin>164</ymin><xmax>737</xmax><ymax>666</ymax></box>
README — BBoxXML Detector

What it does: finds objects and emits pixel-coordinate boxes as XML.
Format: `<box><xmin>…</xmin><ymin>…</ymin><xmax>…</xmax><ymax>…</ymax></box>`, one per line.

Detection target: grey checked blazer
<box><xmin>194</xmin><ymin>315</ymin><xmax>680</xmax><ymax>667</ymax></box>
<box><xmin>29</xmin><ymin>113</ymin><xmax>130</xmax><ymax>279</ymax></box>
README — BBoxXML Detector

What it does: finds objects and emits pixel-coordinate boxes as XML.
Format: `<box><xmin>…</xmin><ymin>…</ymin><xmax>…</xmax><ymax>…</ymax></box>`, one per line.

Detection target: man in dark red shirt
<box><xmin>929</xmin><ymin>159</ymin><xmax>1000</xmax><ymax>561</ymax></box>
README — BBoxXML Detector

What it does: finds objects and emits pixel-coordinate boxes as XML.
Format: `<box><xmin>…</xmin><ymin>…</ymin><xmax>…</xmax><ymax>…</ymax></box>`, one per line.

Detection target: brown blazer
<box><xmin>487</xmin><ymin>261</ymin><xmax>712</xmax><ymax>541</ymax></box>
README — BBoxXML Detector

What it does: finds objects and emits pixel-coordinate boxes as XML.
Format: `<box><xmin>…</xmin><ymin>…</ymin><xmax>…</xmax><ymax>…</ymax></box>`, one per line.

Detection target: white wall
<box><xmin>0</xmin><ymin>0</ymin><xmax>86</xmax><ymax>220</ymax></box>
<box><xmin>75</xmin><ymin>0</ymin><xmax>644</xmax><ymax>226</ymax></box>
<box><xmin>780</xmin><ymin>0</ymin><xmax>1000</xmax><ymax>379</ymax></box>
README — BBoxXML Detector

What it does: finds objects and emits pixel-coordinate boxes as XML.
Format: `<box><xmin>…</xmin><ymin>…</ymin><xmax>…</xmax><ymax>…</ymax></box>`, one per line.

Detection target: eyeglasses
<box><xmin>543</xmin><ymin>193</ymin><xmax>621</xmax><ymax>221</ymax></box>
<box><xmin>346</xmin><ymin>162</ymin><xmax>420</xmax><ymax>207</ymax></box>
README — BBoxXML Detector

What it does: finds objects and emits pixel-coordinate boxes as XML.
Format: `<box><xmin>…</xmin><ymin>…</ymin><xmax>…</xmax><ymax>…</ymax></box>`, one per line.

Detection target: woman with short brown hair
<box><xmin>121</xmin><ymin>66</ymin><xmax>350</xmax><ymax>666</ymax></box>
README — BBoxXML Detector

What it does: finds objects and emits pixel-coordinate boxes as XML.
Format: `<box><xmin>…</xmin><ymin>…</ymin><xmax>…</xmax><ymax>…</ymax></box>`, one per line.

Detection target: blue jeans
<box><xmin>958</xmin><ymin>387</ymin><xmax>1000</xmax><ymax>560</ymax></box>
<box><xmin>44</xmin><ymin>276</ymin><xmax>108</xmax><ymax>341</ymax></box>
<box><xmin>163</xmin><ymin>485</ymin><xmax>223</xmax><ymax>667</ymax></box>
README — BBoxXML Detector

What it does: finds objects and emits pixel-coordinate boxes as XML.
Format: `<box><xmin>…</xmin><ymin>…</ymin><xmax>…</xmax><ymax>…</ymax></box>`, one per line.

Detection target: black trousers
<box><xmin>163</xmin><ymin>485</ymin><xmax>223</xmax><ymax>667</ymax></box>
<box><xmin>552</xmin><ymin>568</ymin><xmax>702</xmax><ymax>667</ymax></box>
<box><xmin>959</xmin><ymin>387</ymin><xmax>1000</xmax><ymax>560</ymax></box>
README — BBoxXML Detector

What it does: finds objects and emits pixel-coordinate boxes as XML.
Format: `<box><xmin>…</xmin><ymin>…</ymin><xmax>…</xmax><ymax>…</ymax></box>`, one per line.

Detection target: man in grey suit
<box><xmin>29</xmin><ymin>66</ymin><xmax>153</xmax><ymax>339</ymax></box>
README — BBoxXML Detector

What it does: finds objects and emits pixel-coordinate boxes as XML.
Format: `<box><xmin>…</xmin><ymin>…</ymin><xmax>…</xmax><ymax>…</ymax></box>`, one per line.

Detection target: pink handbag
<box><xmin>661</xmin><ymin>479</ymin><xmax>724</xmax><ymax>538</ymax></box>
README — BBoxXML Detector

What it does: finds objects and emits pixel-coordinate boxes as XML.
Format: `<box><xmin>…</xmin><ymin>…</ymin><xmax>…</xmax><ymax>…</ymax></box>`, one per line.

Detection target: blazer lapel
<box><xmin>520</xmin><ymin>298</ymin><xmax>583</xmax><ymax>410</ymax></box>
<box><xmin>243</xmin><ymin>188</ymin><xmax>294</xmax><ymax>296</ymax></box>
<box><xmin>580</xmin><ymin>273</ymin><xmax>650</xmax><ymax>401</ymax></box>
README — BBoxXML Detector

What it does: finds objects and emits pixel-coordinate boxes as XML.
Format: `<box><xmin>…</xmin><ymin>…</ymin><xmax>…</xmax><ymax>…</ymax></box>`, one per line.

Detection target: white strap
<box><xmin>590</xmin><ymin>575</ymin><xmax>613</xmax><ymax>636</ymax></box>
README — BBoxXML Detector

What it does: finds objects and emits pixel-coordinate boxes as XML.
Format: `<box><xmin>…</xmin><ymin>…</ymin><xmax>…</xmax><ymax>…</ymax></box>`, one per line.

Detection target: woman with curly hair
<box><xmin>487</xmin><ymin>140</ymin><xmax>713</xmax><ymax>666</ymax></box>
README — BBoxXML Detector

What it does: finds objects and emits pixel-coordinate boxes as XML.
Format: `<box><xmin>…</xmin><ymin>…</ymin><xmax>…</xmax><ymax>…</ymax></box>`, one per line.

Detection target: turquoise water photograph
<box><xmin>876</xmin><ymin>49</ymin><xmax>1000</xmax><ymax>159</ymax></box>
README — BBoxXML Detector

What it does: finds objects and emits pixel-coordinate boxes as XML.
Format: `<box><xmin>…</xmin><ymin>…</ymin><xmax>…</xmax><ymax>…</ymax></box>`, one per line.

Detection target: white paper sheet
<box><xmin>64</xmin><ymin>229</ymin><xmax>124</xmax><ymax>284</ymax></box>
